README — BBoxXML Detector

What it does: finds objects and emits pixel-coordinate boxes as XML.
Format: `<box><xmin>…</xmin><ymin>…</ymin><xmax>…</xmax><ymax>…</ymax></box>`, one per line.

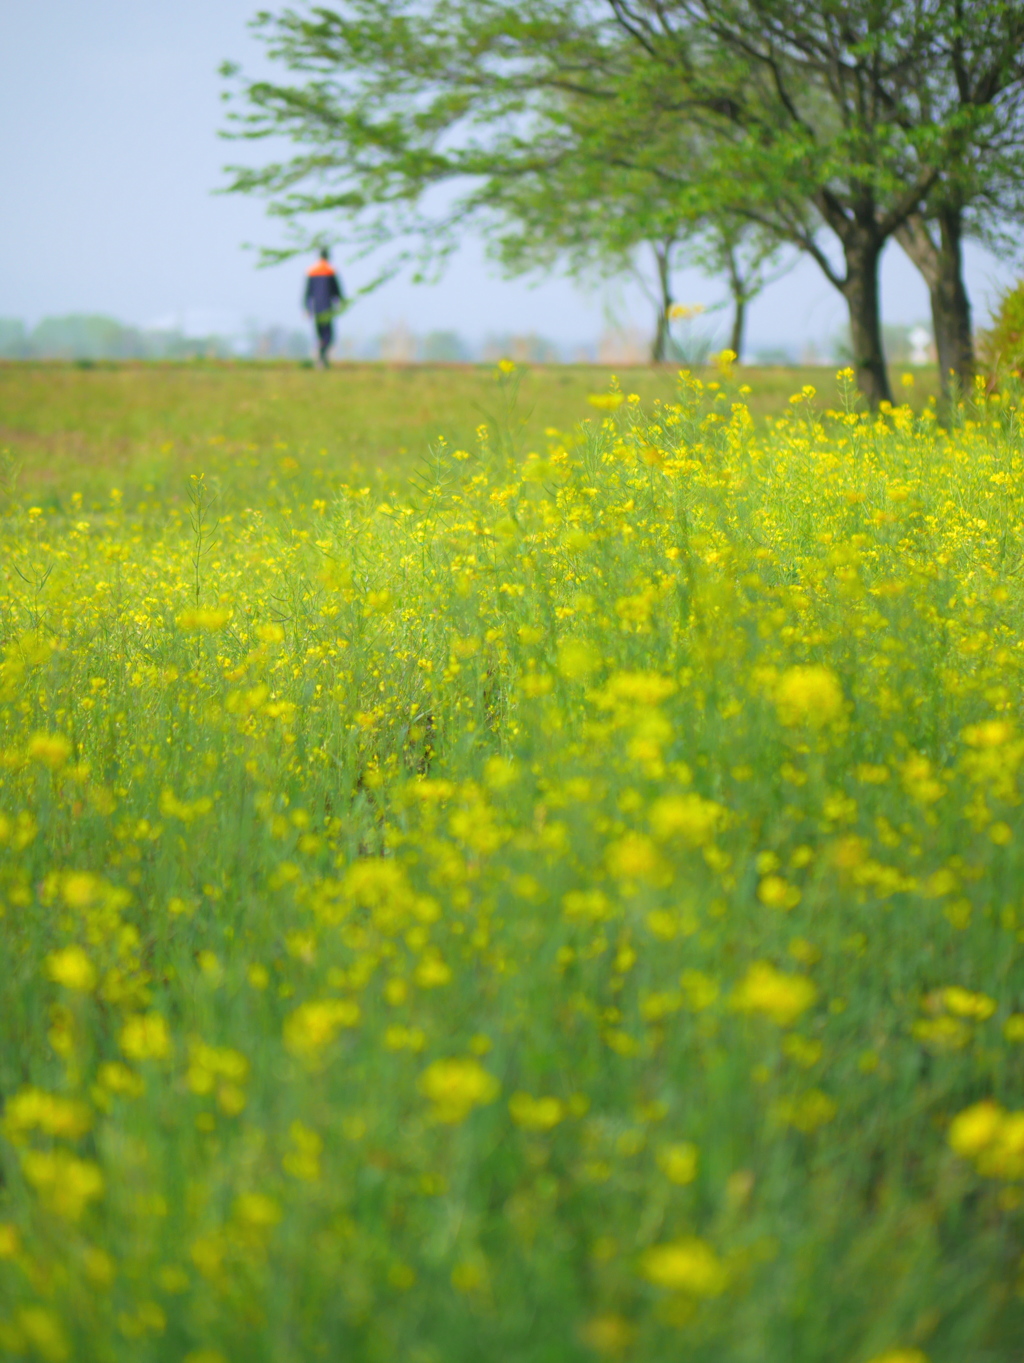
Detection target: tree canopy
<box><xmin>222</xmin><ymin>0</ymin><xmax>1024</xmax><ymax>404</ymax></box>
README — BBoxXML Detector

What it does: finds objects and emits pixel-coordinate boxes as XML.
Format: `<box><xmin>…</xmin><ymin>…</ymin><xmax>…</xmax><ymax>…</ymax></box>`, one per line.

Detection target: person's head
<box><xmin>319</xmin><ymin>247</ymin><xmax>330</xmax><ymax>261</ymax></box>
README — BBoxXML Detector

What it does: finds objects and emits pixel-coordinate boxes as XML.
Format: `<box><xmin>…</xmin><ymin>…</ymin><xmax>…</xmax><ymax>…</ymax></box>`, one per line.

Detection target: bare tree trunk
<box><xmin>730</xmin><ymin>298</ymin><xmax>746</xmax><ymax>360</ymax></box>
<box><xmin>936</xmin><ymin>208</ymin><xmax>975</xmax><ymax>390</ymax></box>
<box><xmin>896</xmin><ymin>209</ymin><xmax>974</xmax><ymax>397</ymax></box>
<box><xmin>651</xmin><ymin>240</ymin><xmax>673</xmax><ymax>363</ymax></box>
<box><xmin>726</xmin><ymin>246</ymin><xmax>747</xmax><ymax>361</ymax></box>
<box><xmin>841</xmin><ymin>231</ymin><xmax>891</xmax><ymax>407</ymax></box>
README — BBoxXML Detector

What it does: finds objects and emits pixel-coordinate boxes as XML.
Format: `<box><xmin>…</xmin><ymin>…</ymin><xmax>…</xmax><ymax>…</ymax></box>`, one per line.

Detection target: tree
<box><xmin>887</xmin><ymin>2</ymin><xmax>1024</xmax><ymax>393</ymax></box>
<box><xmin>482</xmin><ymin>134</ymin><xmax>786</xmax><ymax>361</ymax></box>
<box><xmin>605</xmin><ymin>0</ymin><xmax>1015</xmax><ymax>405</ymax></box>
<box><xmin>221</xmin><ymin>0</ymin><xmax>1024</xmax><ymax>405</ymax></box>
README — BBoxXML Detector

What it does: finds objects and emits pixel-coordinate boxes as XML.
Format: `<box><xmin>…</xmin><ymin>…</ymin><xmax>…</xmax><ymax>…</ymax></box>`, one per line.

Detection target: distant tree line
<box><xmin>221</xmin><ymin>0</ymin><xmax>1024</xmax><ymax>405</ymax></box>
<box><xmin>0</xmin><ymin>315</ymin><xmax>309</xmax><ymax>361</ymax></box>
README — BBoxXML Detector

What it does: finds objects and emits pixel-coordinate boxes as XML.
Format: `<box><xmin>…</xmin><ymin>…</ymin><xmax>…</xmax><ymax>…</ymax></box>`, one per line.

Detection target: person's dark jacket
<box><xmin>304</xmin><ymin>261</ymin><xmax>344</xmax><ymax>320</ymax></box>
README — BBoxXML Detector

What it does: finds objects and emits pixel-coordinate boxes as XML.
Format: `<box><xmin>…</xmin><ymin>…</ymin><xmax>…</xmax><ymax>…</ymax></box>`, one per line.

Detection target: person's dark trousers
<box><xmin>317</xmin><ymin>319</ymin><xmax>334</xmax><ymax>367</ymax></box>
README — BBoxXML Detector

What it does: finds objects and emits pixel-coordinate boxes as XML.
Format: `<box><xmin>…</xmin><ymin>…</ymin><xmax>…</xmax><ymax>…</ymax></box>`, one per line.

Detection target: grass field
<box><xmin>0</xmin><ymin>360</ymin><xmax>941</xmax><ymax>497</ymax></box>
<box><xmin>1</xmin><ymin>358</ymin><xmax>1023</xmax><ymax>1363</ymax></box>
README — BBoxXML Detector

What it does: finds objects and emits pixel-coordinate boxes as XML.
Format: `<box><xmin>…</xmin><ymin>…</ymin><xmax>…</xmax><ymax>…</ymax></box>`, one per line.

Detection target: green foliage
<box><xmin>981</xmin><ymin>279</ymin><xmax>1024</xmax><ymax>379</ymax></box>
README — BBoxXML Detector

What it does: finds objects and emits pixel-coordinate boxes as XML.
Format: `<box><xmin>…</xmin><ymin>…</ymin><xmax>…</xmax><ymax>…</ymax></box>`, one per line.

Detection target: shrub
<box><xmin>979</xmin><ymin>278</ymin><xmax>1024</xmax><ymax>380</ymax></box>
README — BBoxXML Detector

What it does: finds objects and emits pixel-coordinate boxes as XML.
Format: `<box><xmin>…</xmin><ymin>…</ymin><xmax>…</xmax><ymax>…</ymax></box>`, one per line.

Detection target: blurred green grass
<box><xmin>0</xmin><ymin>360</ymin><xmax>941</xmax><ymax>499</ymax></box>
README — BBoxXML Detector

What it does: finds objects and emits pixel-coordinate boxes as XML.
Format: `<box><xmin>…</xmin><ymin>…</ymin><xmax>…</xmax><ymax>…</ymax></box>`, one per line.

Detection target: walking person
<box><xmin>304</xmin><ymin>248</ymin><xmax>344</xmax><ymax>367</ymax></box>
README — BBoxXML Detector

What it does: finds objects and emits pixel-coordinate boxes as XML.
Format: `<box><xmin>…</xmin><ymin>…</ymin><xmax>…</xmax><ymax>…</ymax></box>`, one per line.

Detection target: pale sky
<box><xmin>0</xmin><ymin>0</ymin><xmax>1017</xmax><ymax>353</ymax></box>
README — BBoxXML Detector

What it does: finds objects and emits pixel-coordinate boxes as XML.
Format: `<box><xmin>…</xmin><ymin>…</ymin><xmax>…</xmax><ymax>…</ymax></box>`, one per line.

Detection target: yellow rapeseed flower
<box><xmin>948</xmin><ymin>1101</ymin><xmax>1003</xmax><ymax>1157</ymax></box>
<box><xmin>557</xmin><ymin>639</ymin><xmax>601</xmax><ymax>681</ymax></box>
<box><xmin>176</xmin><ymin>607</ymin><xmax>231</xmax><ymax>631</ymax></box>
<box><xmin>732</xmin><ymin>962</ymin><xmax>817</xmax><ymax>1026</ymax></box>
<box><xmin>25</xmin><ymin>732</ymin><xmax>72</xmax><ymax>769</ymax></box>
<box><xmin>606</xmin><ymin>832</ymin><xmax>663</xmax><ymax>882</ymax></box>
<box><xmin>649</xmin><ymin>792</ymin><xmax>725</xmax><ymax>846</ymax></box>
<box><xmin>656</xmin><ymin>1142</ymin><xmax>698</xmax><ymax>1184</ymax></box>
<box><xmin>119</xmin><ymin>1013</ymin><xmax>172</xmax><ymax>1062</ymax></box>
<box><xmin>774</xmin><ymin>666</ymin><xmax>844</xmax><ymax>728</ymax></box>
<box><xmin>21</xmin><ymin>1149</ymin><xmax>104</xmax><ymax>1219</ymax></box>
<box><xmin>639</xmin><ymin>1237</ymin><xmax>727</xmax><ymax>1295</ymax></box>
<box><xmin>508</xmin><ymin>1092</ymin><xmax>565</xmax><ymax>1131</ymax></box>
<box><xmin>45</xmin><ymin>945</ymin><xmax>97</xmax><ymax>992</ymax></box>
<box><xmin>941</xmin><ymin>986</ymin><xmax>996</xmax><ymax>1020</ymax></box>
<box><xmin>418</xmin><ymin>1057</ymin><xmax>499</xmax><ymax>1123</ymax></box>
<box><xmin>757</xmin><ymin>874</ymin><xmax>802</xmax><ymax>911</ymax></box>
<box><xmin>4</xmin><ymin>1088</ymin><xmax>92</xmax><ymax>1141</ymax></box>
<box><xmin>283</xmin><ymin>999</ymin><xmax>360</xmax><ymax>1058</ymax></box>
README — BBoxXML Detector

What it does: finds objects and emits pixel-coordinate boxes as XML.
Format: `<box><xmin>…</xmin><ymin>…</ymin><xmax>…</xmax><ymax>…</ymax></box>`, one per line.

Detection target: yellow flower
<box><xmin>772</xmin><ymin>1089</ymin><xmax>837</xmax><ymax>1132</ymax></box>
<box><xmin>158</xmin><ymin>789</ymin><xmax>214</xmax><ymax>823</ymax></box>
<box><xmin>557</xmin><ymin>639</ymin><xmax>600</xmax><ymax>681</ymax></box>
<box><xmin>606</xmin><ymin>832</ymin><xmax>663</xmax><ymax>882</ymax></box>
<box><xmin>384</xmin><ymin>1025</ymin><xmax>427</xmax><ymax>1053</ymax></box>
<box><xmin>414</xmin><ymin>954</ymin><xmax>452</xmax><ymax>988</ymax></box>
<box><xmin>26</xmin><ymin>732</ymin><xmax>72</xmax><ymax>769</ymax></box>
<box><xmin>595</xmin><ymin>671</ymin><xmax>676</xmax><ymax>707</ymax></box>
<box><xmin>912</xmin><ymin>1016</ymin><xmax>970</xmax><ymax>1051</ymax></box>
<box><xmin>587</xmin><ymin>393</ymin><xmax>625</xmax><ymax>411</ymax></box>
<box><xmin>774</xmin><ymin>666</ymin><xmax>844</xmax><ymax>728</ymax></box>
<box><xmin>732</xmin><ymin>962</ymin><xmax>817</xmax><ymax>1026</ymax></box>
<box><xmin>98</xmin><ymin>1062</ymin><xmax>144</xmax><ymax>1096</ymax></box>
<box><xmin>649</xmin><ymin>792</ymin><xmax>725</xmax><ymax>846</ymax></box>
<box><xmin>757</xmin><ymin>874</ymin><xmax>801</xmax><ymax>910</ymax></box>
<box><xmin>657</xmin><ymin>1142</ymin><xmax>699</xmax><ymax>1184</ymax></box>
<box><xmin>4</xmin><ymin>1088</ymin><xmax>92</xmax><ymax>1140</ymax></box>
<box><xmin>62</xmin><ymin>872</ymin><xmax>100</xmax><ymax>909</ymax></box>
<box><xmin>418</xmin><ymin>1057</ymin><xmax>499</xmax><ymax>1123</ymax></box>
<box><xmin>283</xmin><ymin>999</ymin><xmax>360</xmax><ymax>1058</ymax></box>
<box><xmin>21</xmin><ymin>1149</ymin><xmax>104</xmax><ymax>1219</ymax></box>
<box><xmin>508</xmin><ymin>1092</ymin><xmax>565</xmax><ymax>1131</ymax></box>
<box><xmin>949</xmin><ymin>1101</ymin><xmax>1003</xmax><ymax>1158</ymax></box>
<box><xmin>176</xmin><ymin>607</ymin><xmax>231</xmax><ymax>631</ymax></box>
<box><xmin>639</xmin><ymin>1237</ymin><xmax>727</xmax><ymax>1296</ymax></box>
<box><xmin>941</xmin><ymin>986</ymin><xmax>996</xmax><ymax>1020</ymax></box>
<box><xmin>45</xmin><ymin>945</ymin><xmax>97</xmax><ymax>992</ymax></box>
<box><xmin>119</xmin><ymin>1013</ymin><xmax>172</xmax><ymax>1061</ymax></box>
<box><xmin>866</xmin><ymin>1351</ymin><xmax>929</xmax><ymax>1363</ymax></box>
<box><xmin>234</xmin><ymin>1192</ymin><xmax>282</xmax><ymax>1227</ymax></box>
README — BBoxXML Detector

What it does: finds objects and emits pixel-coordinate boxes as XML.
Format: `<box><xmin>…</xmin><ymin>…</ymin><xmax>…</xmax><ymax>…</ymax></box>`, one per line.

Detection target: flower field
<box><xmin>1</xmin><ymin>362</ymin><xmax>1024</xmax><ymax>1362</ymax></box>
